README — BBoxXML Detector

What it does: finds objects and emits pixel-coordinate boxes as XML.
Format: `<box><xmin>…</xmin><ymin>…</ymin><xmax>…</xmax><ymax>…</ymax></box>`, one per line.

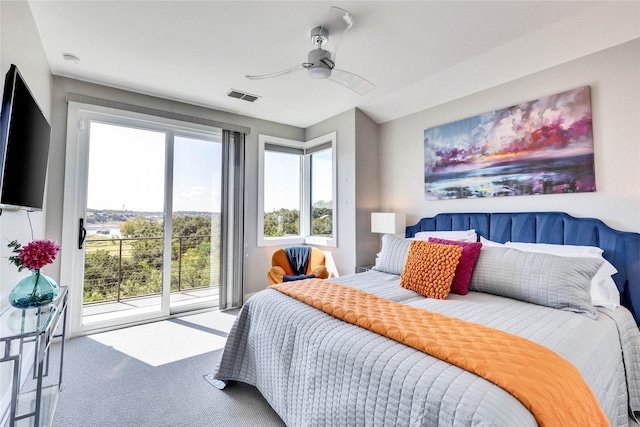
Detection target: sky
<box><xmin>173</xmin><ymin>135</ymin><xmax>221</xmax><ymax>212</ymax></box>
<box><xmin>264</xmin><ymin>151</ymin><xmax>300</xmax><ymax>211</ymax></box>
<box><xmin>87</xmin><ymin>122</ymin><xmax>222</xmax><ymax>213</ymax></box>
<box><xmin>87</xmin><ymin>122</ymin><xmax>332</xmax><ymax>214</ymax></box>
<box><xmin>264</xmin><ymin>149</ymin><xmax>332</xmax><ymax>212</ymax></box>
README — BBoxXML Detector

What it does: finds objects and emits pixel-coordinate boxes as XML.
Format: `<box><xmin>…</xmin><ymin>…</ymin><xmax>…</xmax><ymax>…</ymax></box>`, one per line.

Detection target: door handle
<box><xmin>78</xmin><ymin>218</ymin><xmax>87</xmax><ymax>249</ymax></box>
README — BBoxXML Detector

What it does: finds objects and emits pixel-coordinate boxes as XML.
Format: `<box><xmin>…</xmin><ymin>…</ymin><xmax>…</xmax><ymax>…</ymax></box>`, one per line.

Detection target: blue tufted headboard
<box><xmin>406</xmin><ymin>212</ymin><xmax>640</xmax><ymax>325</ymax></box>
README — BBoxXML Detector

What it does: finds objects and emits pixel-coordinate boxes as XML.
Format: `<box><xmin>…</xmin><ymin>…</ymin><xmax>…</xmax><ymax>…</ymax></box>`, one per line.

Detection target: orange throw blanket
<box><xmin>271</xmin><ymin>279</ymin><xmax>610</xmax><ymax>427</ymax></box>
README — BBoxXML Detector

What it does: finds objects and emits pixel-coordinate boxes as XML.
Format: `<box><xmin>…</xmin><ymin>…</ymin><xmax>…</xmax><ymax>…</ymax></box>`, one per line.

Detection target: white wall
<box><xmin>0</xmin><ymin>0</ymin><xmax>53</xmax><ymax>310</ymax></box>
<box><xmin>378</xmin><ymin>39</ymin><xmax>640</xmax><ymax>233</ymax></box>
<box><xmin>0</xmin><ymin>0</ymin><xmax>53</xmax><ymax>421</ymax></box>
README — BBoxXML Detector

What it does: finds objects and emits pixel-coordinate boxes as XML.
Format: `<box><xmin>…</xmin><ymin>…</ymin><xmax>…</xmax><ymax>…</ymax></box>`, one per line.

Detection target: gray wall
<box><xmin>303</xmin><ymin>108</ymin><xmax>380</xmax><ymax>277</ymax></box>
<box><xmin>47</xmin><ymin>80</ymin><xmax>381</xmax><ymax>299</ymax></box>
<box><xmin>4</xmin><ymin>0</ymin><xmax>636</xmax><ymax>418</ymax></box>
<box><xmin>354</xmin><ymin>109</ymin><xmax>380</xmax><ymax>266</ymax></box>
<box><xmin>378</xmin><ymin>39</ymin><xmax>640</xmax><ymax>233</ymax></box>
<box><xmin>305</xmin><ymin>110</ymin><xmax>357</xmax><ymax>276</ymax></box>
<box><xmin>47</xmin><ymin>77</ymin><xmax>304</xmax><ymax>298</ymax></box>
<box><xmin>4</xmin><ymin>0</ymin><xmax>638</xmax><ymax>311</ymax></box>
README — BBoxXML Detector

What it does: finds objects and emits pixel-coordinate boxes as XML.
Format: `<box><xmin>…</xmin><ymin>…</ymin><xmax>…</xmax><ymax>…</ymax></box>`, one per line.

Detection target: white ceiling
<box><xmin>27</xmin><ymin>1</ymin><xmax>640</xmax><ymax>128</ymax></box>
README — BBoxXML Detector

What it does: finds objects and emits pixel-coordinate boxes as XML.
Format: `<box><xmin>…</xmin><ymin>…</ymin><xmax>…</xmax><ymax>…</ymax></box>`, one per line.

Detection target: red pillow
<box><xmin>428</xmin><ymin>237</ymin><xmax>482</xmax><ymax>295</ymax></box>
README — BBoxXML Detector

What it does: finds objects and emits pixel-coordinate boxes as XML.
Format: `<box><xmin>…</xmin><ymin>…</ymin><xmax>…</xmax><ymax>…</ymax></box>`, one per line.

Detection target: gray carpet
<box><xmin>44</xmin><ymin>309</ymin><xmax>640</xmax><ymax>427</ymax></box>
<box><xmin>51</xmin><ymin>311</ymin><xmax>286</xmax><ymax>427</ymax></box>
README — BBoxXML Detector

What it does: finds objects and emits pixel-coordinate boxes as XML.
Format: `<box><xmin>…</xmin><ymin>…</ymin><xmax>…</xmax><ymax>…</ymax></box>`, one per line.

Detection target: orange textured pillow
<box><xmin>400</xmin><ymin>241</ymin><xmax>463</xmax><ymax>299</ymax></box>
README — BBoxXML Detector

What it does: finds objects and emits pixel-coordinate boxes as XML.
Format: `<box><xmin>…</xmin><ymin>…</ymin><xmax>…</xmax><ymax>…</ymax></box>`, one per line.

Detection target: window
<box><xmin>258</xmin><ymin>132</ymin><xmax>336</xmax><ymax>247</ymax></box>
<box><xmin>263</xmin><ymin>145</ymin><xmax>302</xmax><ymax>237</ymax></box>
<box><xmin>309</xmin><ymin>143</ymin><xmax>333</xmax><ymax>238</ymax></box>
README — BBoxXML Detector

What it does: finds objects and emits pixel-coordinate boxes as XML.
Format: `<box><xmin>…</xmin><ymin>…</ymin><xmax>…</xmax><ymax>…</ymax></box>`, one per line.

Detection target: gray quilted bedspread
<box><xmin>213</xmin><ymin>271</ymin><xmax>640</xmax><ymax>426</ymax></box>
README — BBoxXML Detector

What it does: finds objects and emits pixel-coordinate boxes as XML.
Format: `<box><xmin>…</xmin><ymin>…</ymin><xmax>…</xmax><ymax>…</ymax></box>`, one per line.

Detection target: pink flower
<box><xmin>18</xmin><ymin>239</ymin><xmax>60</xmax><ymax>270</ymax></box>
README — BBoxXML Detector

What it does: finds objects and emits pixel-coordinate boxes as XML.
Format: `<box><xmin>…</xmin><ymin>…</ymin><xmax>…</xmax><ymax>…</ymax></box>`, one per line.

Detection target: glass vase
<box><xmin>8</xmin><ymin>269</ymin><xmax>59</xmax><ymax>309</ymax></box>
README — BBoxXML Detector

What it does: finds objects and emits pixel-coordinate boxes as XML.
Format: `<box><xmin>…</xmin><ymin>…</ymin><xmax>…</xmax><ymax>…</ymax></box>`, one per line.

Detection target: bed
<box><xmin>213</xmin><ymin>212</ymin><xmax>640</xmax><ymax>426</ymax></box>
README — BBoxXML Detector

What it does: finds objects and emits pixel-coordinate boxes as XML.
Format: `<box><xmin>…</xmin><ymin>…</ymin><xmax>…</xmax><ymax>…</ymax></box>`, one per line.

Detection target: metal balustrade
<box><xmin>82</xmin><ymin>234</ymin><xmax>219</xmax><ymax>305</ymax></box>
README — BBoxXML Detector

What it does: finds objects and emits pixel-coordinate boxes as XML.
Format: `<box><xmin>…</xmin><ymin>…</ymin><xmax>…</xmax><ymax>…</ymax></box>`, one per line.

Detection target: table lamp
<box><xmin>371</xmin><ymin>212</ymin><xmax>406</xmax><ymax>235</ymax></box>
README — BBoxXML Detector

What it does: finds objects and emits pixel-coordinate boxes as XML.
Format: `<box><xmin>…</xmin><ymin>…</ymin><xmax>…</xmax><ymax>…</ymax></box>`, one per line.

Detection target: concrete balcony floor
<box><xmin>82</xmin><ymin>286</ymin><xmax>219</xmax><ymax>325</ymax></box>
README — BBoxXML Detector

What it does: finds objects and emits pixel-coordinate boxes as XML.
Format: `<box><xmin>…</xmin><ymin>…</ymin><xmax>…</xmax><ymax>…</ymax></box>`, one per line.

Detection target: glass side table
<box><xmin>0</xmin><ymin>287</ymin><xmax>68</xmax><ymax>427</ymax></box>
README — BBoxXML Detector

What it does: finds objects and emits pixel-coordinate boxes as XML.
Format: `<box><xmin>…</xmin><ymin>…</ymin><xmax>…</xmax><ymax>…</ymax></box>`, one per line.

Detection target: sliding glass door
<box><xmin>62</xmin><ymin>106</ymin><xmax>229</xmax><ymax>335</ymax></box>
<box><xmin>82</xmin><ymin>122</ymin><xmax>168</xmax><ymax>325</ymax></box>
<box><xmin>170</xmin><ymin>135</ymin><xmax>222</xmax><ymax>312</ymax></box>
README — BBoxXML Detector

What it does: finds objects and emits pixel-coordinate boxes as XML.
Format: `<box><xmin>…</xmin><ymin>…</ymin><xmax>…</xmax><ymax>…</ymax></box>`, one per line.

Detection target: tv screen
<box><xmin>0</xmin><ymin>64</ymin><xmax>51</xmax><ymax>211</ymax></box>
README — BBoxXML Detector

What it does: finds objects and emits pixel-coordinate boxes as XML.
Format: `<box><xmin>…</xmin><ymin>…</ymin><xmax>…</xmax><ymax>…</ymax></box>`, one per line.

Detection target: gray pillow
<box><xmin>373</xmin><ymin>234</ymin><xmax>411</xmax><ymax>275</ymax></box>
<box><xmin>469</xmin><ymin>246</ymin><xmax>603</xmax><ymax>318</ymax></box>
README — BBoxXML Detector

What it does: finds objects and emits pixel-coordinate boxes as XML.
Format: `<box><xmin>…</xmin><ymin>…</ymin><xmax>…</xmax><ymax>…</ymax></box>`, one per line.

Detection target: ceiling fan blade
<box><xmin>328</xmin><ymin>69</ymin><xmax>375</xmax><ymax>95</ymax></box>
<box><xmin>318</xmin><ymin>6</ymin><xmax>355</xmax><ymax>60</ymax></box>
<box><xmin>245</xmin><ymin>65</ymin><xmax>304</xmax><ymax>80</ymax></box>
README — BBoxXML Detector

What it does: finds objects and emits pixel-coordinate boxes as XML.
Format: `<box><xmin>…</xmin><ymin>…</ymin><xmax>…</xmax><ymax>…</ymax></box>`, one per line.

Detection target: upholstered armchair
<box><xmin>267</xmin><ymin>246</ymin><xmax>329</xmax><ymax>285</ymax></box>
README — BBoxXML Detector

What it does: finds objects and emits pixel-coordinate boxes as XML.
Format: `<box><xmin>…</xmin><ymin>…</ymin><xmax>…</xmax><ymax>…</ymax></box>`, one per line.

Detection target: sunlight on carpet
<box><xmin>88</xmin><ymin>311</ymin><xmax>237</xmax><ymax>367</ymax></box>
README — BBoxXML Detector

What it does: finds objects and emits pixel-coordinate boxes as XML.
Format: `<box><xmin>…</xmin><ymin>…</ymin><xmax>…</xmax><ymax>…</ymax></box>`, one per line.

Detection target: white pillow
<box><xmin>373</xmin><ymin>234</ymin><xmax>412</xmax><ymax>275</ymax></box>
<box><xmin>504</xmin><ymin>242</ymin><xmax>619</xmax><ymax>310</ymax></box>
<box><xmin>479</xmin><ymin>236</ymin><xmax>504</xmax><ymax>247</ymax></box>
<box><xmin>414</xmin><ymin>229</ymin><xmax>477</xmax><ymax>242</ymax></box>
<box><xmin>503</xmin><ymin>242</ymin><xmax>603</xmax><ymax>256</ymax></box>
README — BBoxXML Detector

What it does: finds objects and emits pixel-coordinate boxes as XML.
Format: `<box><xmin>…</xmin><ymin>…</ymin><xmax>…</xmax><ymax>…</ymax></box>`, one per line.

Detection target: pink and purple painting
<box><xmin>424</xmin><ymin>86</ymin><xmax>595</xmax><ymax>200</ymax></box>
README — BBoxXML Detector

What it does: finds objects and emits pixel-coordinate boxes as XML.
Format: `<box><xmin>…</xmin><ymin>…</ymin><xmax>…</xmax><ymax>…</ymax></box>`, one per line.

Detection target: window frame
<box><xmin>257</xmin><ymin>131</ymin><xmax>337</xmax><ymax>248</ymax></box>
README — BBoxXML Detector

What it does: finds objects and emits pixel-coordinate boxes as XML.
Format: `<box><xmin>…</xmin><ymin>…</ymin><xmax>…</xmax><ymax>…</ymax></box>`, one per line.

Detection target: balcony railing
<box><xmin>83</xmin><ymin>234</ymin><xmax>219</xmax><ymax>305</ymax></box>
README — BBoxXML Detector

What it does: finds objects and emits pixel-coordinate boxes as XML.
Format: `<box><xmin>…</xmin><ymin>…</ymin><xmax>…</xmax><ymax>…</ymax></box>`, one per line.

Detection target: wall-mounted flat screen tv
<box><xmin>0</xmin><ymin>64</ymin><xmax>51</xmax><ymax>211</ymax></box>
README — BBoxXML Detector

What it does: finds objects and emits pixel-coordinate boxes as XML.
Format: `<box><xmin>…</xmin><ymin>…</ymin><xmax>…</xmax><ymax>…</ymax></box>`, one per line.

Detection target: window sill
<box><xmin>305</xmin><ymin>236</ymin><xmax>336</xmax><ymax>248</ymax></box>
<box><xmin>258</xmin><ymin>236</ymin><xmax>336</xmax><ymax>248</ymax></box>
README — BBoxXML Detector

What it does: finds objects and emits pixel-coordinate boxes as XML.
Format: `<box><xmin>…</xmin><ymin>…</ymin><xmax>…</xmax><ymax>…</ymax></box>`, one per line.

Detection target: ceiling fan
<box><xmin>245</xmin><ymin>6</ymin><xmax>375</xmax><ymax>95</ymax></box>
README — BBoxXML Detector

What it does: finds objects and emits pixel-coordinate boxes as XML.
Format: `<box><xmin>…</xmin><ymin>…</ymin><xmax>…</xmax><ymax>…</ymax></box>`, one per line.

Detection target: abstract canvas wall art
<box><xmin>424</xmin><ymin>86</ymin><xmax>595</xmax><ymax>200</ymax></box>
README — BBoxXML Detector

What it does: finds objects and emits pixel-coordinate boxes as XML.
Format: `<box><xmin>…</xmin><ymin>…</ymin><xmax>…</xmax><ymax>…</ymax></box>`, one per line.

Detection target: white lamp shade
<box><xmin>371</xmin><ymin>213</ymin><xmax>406</xmax><ymax>234</ymax></box>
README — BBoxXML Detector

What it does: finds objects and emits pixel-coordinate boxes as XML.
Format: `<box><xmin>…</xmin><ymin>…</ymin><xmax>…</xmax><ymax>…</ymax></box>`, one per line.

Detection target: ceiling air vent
<box><xmin>227</xmin><ymin>89</ymin><xmax>260</xmax><ymax>103</ymax></box>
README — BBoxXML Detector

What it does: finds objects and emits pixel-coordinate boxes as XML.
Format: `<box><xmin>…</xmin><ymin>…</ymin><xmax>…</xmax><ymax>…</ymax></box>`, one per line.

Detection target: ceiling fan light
<box><xmin>308</xmin><ymin>66</ymin><xmax>331</xmax><ymax>79</ymax></box>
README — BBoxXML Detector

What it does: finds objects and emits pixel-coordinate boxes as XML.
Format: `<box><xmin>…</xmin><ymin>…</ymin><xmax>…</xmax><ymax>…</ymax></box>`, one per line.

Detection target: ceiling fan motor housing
<box><xmin>310</xmin><ymin>26</ymin><xmax>329</xmax><ymax>46</ymax></box>
<box><xmin>307</xmin><ymin>49</ymin><xmax>333</xmax><ymax>79</ymax></box>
